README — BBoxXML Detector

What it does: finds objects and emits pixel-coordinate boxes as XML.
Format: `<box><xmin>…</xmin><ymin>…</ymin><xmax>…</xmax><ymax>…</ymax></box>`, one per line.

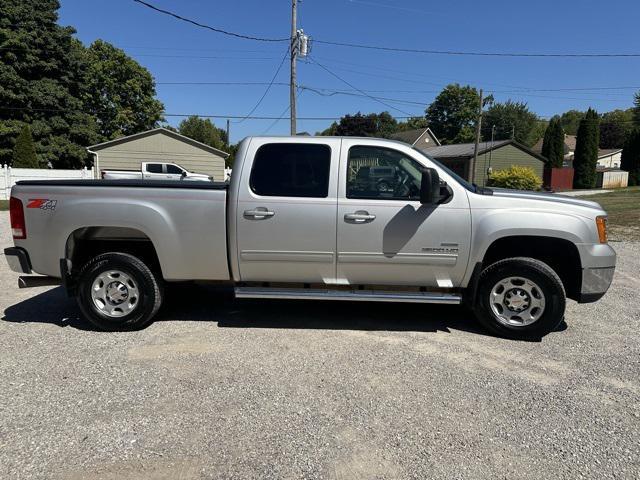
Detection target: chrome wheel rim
<box><xmin>489</xmin><ymin>276</ymin><xmax>545</xmax><ymax>327</ymax></box>
<box><xmin>91</xmin><ymin>270</ymin><xmax>139</xmax><ymax>317</ymax></box>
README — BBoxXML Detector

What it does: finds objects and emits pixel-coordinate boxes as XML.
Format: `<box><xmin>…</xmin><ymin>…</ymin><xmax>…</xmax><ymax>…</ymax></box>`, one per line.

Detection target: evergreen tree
<box><xmin>621</xmin><ymin>129</ymin><xmax>640</xmax><ymax>186</ymax></box>
<box><xmin>0</xmin><ymin>0</ymin><xmax>99</xmax><ymax>168</ymax></box>
<box><xmin>541</xmin><ymin>118</ymin><xmax>565</xmax><ymax>168</ymax></box>
<box><xmin>573</xmin><ymin>108</ymin><xmax>600</xmax><ymax>189</ymax></box>
<box><xmin>12</xmin><ymin>125</ymin><xmax>40</xmax><ymax>168</ymax></box>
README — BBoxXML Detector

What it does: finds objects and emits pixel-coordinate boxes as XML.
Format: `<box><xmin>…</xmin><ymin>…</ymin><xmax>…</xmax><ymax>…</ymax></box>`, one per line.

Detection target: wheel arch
<box><xmin>471</xmin><ymin>235</ymin><xmax>582</xmax><ymax>301</ymax></box>
<box><xmin>65</xmin><ymin>226</ymin><xmax>163</xmax><ymax>286</ymax></box>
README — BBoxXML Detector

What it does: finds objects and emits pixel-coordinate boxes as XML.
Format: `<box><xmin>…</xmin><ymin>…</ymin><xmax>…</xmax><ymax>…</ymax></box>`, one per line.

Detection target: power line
<box><xmin>299</xmin><ymin>85</ymin><xmax>429</xmax><ymax>106</ymax></box>
<box><xmin>132</xmin><ymin>0</ymin><xmax>289</xmax><ymax>42</ymax></box>
<box><xmin>235</xmin><ymin>46</ymin><xmax>291</xmax><ymax>123</ymax></box>
<box><xmin>3</xmin><ymin>106</ymin><xmax>638</xmax><ymax>126</ymax></box>
<box><xmin>314</xmin><ymin>39</ymin><xmax>640</xmax><ymax>58</ymax></box>
<box><xmin>307</xmin><ymin>56</ymin><xmax>416</xmax><ymax>116</ymax></box>
<box><xmin>157</xmin><ymin>81</ymin><xmax>291</xmax><ymax>86</ymax></box>
<box><xmin>130</xmin><ymin>1</ymin><xmax>640</xmax><ymax>58</ymax></box>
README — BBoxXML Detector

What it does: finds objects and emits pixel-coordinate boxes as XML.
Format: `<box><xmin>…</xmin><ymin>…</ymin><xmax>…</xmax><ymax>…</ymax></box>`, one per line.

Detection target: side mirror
<box><xmin>420</xmin><ymin>167</ymin><xmax>440</xmax><ymax>204</ymax></box>
<box><xmin>181</xmin><ymin>171</ymin><xmax>187</xmax><ymax>178</ymax></box>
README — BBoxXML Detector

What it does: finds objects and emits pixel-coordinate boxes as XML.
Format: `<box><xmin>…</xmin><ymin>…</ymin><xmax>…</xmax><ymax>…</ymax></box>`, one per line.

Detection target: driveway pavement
<box><xmin>0</xmin><ymin>214</ymin><xmax>638</xmax><ymax>479</ymax></box>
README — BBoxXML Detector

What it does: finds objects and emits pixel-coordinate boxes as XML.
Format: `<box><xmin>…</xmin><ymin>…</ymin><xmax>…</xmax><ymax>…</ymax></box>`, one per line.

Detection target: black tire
<box><xmin>475</xmin><ymin>257</ymin><xmax>566</xmax><ymax>340</ymax></box>
<box><xmin>76</xmin><ymin>252</ymin><xmax>163</xmax><ymax>331</ymax></box>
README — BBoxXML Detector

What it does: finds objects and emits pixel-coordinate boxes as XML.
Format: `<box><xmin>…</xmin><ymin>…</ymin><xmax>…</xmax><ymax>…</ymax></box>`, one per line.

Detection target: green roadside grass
<box><xmin>0</xmin><ymin>200</ymin><xmax>8</xmax><ymax>211</ymax></box>
<box><xmin>581</xmin><ymin>186</ymin><xmax>640</xmax><ymax>242</ymax></box>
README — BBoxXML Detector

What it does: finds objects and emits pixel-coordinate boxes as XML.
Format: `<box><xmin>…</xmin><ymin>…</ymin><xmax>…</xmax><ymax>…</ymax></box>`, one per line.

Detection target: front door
<box><xmin>336</xmin><ymin>140</ymin><xmax>471</xmax><ymax>288</ymax></box>
<box><xmin>236</xmin><ymin>139</ymin><xmax>340</xmax><ymax>284</ymax></box>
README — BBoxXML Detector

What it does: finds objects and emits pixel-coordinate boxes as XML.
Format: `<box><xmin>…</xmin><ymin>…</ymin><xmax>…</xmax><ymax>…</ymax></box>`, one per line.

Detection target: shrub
<box><xmin>12</xmin><ymin>125</ymin><xmax>40</xmax><ymax>168</ymax></box>
<box><xmin>487</xmin><ymin>165</ymin><xmax>542</xmax><ymax>191</ymax></box>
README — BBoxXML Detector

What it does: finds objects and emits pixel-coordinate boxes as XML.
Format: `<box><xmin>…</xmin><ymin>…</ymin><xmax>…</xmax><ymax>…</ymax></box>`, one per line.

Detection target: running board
<box><xmin>234</xmin><ymin>287</ymin><xmax>461</xmax><ymax>304</ymax></box>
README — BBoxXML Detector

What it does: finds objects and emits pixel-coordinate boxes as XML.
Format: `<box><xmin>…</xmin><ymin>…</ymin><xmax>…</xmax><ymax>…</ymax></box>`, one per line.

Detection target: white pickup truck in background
<box><xmin>101</xmin><ymin>162</ymin><xmax>213</xmax><ymax>181</ymax></box>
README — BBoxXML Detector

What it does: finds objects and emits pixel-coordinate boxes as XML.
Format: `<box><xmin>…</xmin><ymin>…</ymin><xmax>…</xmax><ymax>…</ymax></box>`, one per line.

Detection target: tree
<box><xmin>319</xmin><ymin>112</ymin><xmax>397</xmax><ymax>138</ymax></box>
<box><xmin>0</xmin><ymin>0</ymin><xmax>99</xmax><ymax>168</ymax></box>
<box><xmin>83</xmin><ymin>40</ymin><xmax>164</xmax><ymax>141</ymax></box>
<box><xmin>178</xmin><ymin>116</ymin><xmax>227</xmax><ymax>150</ymax></box>
<box><xmin>12</xmin><ymin>125</ymin><xmax>40</xmax><ymax>168</ymax></box>
<box><xmin>555</xmin><ymin>110</ymin><xmax>585</xmax><ymax>136</ymax></box>
<box><xmin>599</xmin><ymin>109</ymin><xmax>634</xmax><ymax>149</ymax></box>
<box><xmin>482</xmin><ymin>100</ymin><xmax>542</xmax><ymax>146</ymax></box>
<box><xmin>396</xmin><ymin>116</ymin><xmax>429</xmax><ymax>132</ymax></box>
<box><xmin>621</xmin><ymin>129</ymin><xmax>640</xmax><ymax>186</ymax></box>
<box><xmin>425</xmin><ymin>84</ymin><xmax>481</xmax><ymax>144</ymax></box>
<box><xmin>634</xmin><ymin>91</ymin><xmax>640</xmax><ymax>126</ymax></box>
<box><xmin>573</xmin><ymin>108</ymin><xmax>599</xmax><ymax>189</ymax></box>
<box><xmin>541</xmin><ymin>118</ymin><xmax>565</xmax><ymax>168</ymax></box>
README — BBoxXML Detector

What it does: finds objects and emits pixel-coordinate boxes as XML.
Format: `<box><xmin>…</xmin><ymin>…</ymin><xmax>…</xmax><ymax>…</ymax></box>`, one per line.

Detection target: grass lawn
<box><xmin>0</xmin><ymin>200</ymin><xmax>8</xmax><ymax>211</ymax></box>
<box><xmin>582</xmin><ymin>186</ymin><xmax>640</xmax><ymax>242</ymax></box>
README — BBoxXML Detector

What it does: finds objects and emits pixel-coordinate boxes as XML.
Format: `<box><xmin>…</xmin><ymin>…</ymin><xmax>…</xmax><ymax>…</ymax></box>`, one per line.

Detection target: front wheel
<box><xmin>76</xmin><ymin>252</ymin><xmax>163</xmax><ymax>331</ymax></box>
<box><xmin>475</xmin><ymin>257</ymin><xmax>566</xmax><ymax>340</ymax></box>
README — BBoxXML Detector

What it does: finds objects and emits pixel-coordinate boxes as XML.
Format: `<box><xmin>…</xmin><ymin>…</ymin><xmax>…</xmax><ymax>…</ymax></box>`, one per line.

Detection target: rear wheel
<box><xmin>475</xmin><ymin>257</ymin><xmax>566</xmax><ymax>339</ymax></box>
<box><xmin>76</xmin><ymin>252</ymin><xmax>163</xmax><ymax>331</ymax></box>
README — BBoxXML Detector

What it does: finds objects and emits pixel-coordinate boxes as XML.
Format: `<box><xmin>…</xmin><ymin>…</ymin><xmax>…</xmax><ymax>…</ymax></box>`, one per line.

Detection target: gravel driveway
<box><xmin>0</xmin><ymin>213</ymin><xmax>638</xmax><ymax>480</ymax></box>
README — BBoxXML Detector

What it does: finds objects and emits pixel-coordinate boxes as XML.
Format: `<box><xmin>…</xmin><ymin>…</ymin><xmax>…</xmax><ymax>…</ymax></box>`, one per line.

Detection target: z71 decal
<box><xmin>27</xmin><ymin>199</ymin><xmax>57</xmax><ymax>211</ymax></box>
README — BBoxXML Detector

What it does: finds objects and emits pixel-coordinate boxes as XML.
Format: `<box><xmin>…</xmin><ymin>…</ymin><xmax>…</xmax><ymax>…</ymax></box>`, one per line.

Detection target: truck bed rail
<box><xmin>15</xmin><ymin>179</ymin><xmax>228</xmax><ymax>190</ymax></box>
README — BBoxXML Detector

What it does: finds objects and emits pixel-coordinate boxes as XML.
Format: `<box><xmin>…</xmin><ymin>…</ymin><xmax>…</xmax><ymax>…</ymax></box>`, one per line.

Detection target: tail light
<box><xmin>9</xmin><ymin>196</ymin><xmax>26</xmax><ymax>239</ymax></box>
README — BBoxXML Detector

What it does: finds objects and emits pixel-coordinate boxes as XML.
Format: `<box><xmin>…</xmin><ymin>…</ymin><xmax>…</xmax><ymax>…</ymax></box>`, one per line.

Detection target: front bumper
<box><xmin>4</xmin><ymin>247</ymin><xmax>32</xmax><ymax>274</ymax></box>
<box><xmin>579</xmin><ymin>266</ymin><xmax>615</xmax><ymax>303</ymax></box>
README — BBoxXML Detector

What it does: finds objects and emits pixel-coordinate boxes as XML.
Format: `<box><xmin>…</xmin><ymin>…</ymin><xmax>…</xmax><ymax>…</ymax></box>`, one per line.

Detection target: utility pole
<box><xmin>290</xmin><ymin>0</ymin><xmax>297</xmax><ymax>136</ymax></box>
<box><xmin>469</xmin><ymin>88</ymin><xmax>483</xmax><ymax>184</ymax></box>
<box><xmin>226</xmin><ymin>119</ymin><xmax>230</xmax><ymax>147</ymax></box>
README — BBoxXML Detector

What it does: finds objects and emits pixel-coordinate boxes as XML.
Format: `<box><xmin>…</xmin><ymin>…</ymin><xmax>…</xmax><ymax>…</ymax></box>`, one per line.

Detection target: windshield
<box><xmin>412</xmin><ymin>147</ymin><xmax>477</xmax><ymax>192</ymax></box>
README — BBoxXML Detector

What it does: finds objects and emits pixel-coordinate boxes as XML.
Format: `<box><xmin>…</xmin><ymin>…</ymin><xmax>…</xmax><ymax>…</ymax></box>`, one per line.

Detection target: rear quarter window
<box><xmin>249</xmin><ymin>143</ymin><xmax>331</xmax><ymax>198</ymax></box>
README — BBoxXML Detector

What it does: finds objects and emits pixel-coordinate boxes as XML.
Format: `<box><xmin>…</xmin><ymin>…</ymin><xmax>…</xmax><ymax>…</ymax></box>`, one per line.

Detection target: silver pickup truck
<box><xmin>5</xmin><ymin>136</ymin><xmax>616</xmax><ymax>339</ymax></box>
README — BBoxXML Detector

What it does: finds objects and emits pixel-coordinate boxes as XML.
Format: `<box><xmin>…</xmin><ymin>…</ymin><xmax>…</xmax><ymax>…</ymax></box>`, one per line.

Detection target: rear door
<box><xmin>336</xmin><ymin>139</ymin><xmax>472</xmax><ymax>288</ymax></box>
<box><xmin>235</xmin><ymin>138</ymin><xmax>340</xmax><ymax>283</ymax></box>
<box><xmin>142</xmin><ymin>163</ymin><xmax>163</xmax><ymax>180</ymax></box>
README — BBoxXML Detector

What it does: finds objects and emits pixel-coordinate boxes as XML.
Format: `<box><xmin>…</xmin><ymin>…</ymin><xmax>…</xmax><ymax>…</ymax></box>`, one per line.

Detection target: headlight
<box><xmin>596</xmin><ymin>216</ymin><xmax>608</xmax><ymax>243</ymax></box>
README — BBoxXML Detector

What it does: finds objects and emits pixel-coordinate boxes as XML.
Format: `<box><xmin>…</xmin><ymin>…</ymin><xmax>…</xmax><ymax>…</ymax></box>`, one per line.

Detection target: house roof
<box><xmin>87</xmin><ymin>127</ymin><xmax>230</xmax><ymax>158</ymax></box>
<box><xmin>597</xmin><ymin>148</ymin><xmax>623</xmax><ymax>158</ymax></box>
<box><xmin>532</xmin><ymin>134</ymin><xmax>576</xmax><ymax>155</ymax></box>
<box><xmin>422</xmin><ymin>139</ymin><xmax>547</xmax><ymax>163</ymax></box>
<box><xmin>390</xmin><ymin>128</ymin><xmax>441</xmax><ymax>147</ymax></box>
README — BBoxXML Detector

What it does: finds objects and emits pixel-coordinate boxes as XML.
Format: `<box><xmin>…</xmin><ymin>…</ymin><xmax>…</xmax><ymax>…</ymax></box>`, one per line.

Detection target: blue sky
<box><xmin>59</xmin><ymin>0</ymin><xmax>640</xmax><ymax>142</ymax></box>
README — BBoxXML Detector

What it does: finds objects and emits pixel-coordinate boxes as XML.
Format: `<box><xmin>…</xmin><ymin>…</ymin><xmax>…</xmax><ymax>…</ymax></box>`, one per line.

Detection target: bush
<box><xmin>487</xmin><ymin>165</ymin><xmax>542</xmax><ymax>191</ymax></box>
<box><xmin>12</xmin><ymin>125</ymin><xmax>40</xmax><ymax>168</ymax></box>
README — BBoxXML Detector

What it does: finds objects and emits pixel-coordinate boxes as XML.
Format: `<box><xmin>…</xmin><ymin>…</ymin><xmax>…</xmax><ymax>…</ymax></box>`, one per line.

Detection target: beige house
<box><xmin>87</xmin><ymin>128</ymin><xmax>229</xmax><ymax>181</ymax></box>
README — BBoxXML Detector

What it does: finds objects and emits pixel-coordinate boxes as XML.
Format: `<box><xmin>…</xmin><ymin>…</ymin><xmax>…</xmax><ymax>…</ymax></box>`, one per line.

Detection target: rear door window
<box><xmin>146</xmin><ymin>163</ymin><xmax>163</xmax><ymax>174</ymax></box>
<box><xmin>250</xmin><ymin>143</ymin><xmax>331</xmax><ymax>198</ymax></box>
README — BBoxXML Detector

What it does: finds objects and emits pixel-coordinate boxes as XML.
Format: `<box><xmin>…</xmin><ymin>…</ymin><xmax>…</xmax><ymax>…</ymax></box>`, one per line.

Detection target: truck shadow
<box><xmin>0</xmin><ymin>284</ymin><xmax>543</xmax><ymax>338</ymax></box>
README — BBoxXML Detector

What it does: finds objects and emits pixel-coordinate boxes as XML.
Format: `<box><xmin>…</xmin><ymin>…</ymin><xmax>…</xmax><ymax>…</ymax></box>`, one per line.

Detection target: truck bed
<box><xmin>11</xmin><ymin>179</ymin><xmax>230</xmax><ymax>281</ymax></box>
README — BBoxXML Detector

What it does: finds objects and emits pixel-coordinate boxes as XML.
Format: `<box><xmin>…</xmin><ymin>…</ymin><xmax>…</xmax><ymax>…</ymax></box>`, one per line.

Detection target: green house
<box><xmin>420</xmin><ymin>139</ymin><xmax>546</xmax><ymax>186</ymax></box>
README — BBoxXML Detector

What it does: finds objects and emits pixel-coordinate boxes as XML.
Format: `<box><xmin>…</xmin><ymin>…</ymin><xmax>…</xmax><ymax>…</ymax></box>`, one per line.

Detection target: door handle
<box><xmin>244</xmin><ymin>208</ymin><xmax>275</xmax><ymax>219</ymax></box>
<box><xmin>344</xmin><ymin>211</ymin><xmax>376</xmax><ymax>223</ymax></box>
